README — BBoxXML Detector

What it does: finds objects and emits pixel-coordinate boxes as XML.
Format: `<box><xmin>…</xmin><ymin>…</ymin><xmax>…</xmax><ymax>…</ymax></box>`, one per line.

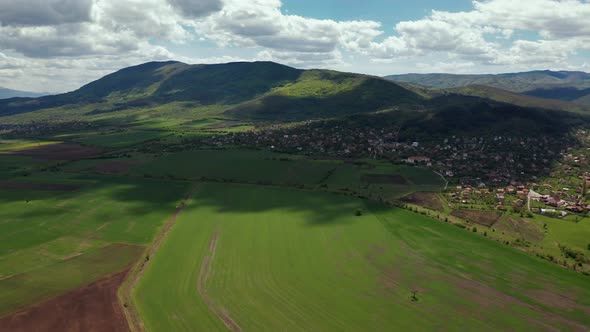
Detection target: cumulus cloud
<box><xmin>367</xmin><ymin>0</ymin><xmax>590</xmax><ymax>67</ymax></box>
<box><xmin>195</xmin><ymin>0</ymin><xmax>382</xmax><ymax>64</ymax></box>
<box><xmin>0</xmin><ymin>0</ymin><xmax>93</xmax><ymax>26</ymax></box>
<box><xmin>169</xmin><ymin>0</ymin><xmax>223</xmax><ymax>18</ymax></box>
<box><xmin>1</xmin><ymin>0</ymin><xmax>590</xmax><ymax>92</ymax></box>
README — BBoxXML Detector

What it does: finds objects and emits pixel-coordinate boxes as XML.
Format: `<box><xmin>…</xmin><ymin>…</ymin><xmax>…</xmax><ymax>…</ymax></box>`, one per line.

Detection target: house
<box><xmin>566</xmin><ymin>205</ymin><xmax>584</xmax><ymax>213</ymax></box>
<box><xmin>406</xmin><ymin>156</ymin><xmax>431</xmax><ymax>164</ymax></box>
<box><xmin>546</xmin><ymin>197</ymin><xmax>564</xmax><ymax>207</ymax></box>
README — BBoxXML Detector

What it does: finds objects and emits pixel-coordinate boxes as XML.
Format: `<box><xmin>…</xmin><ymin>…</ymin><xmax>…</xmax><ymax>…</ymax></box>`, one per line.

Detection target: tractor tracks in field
<box><xmin>198</xmin><ymin>229</ymin><xmax>243</xmax><ymax>332</ymax></box>
<box><xmin>118</xmin><ymin>184</ymin><xmax>198</xmax><ymax>332</ymax></box>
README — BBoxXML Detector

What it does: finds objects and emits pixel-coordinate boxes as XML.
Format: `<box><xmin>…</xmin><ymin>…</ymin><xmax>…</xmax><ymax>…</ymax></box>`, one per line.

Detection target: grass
<box><xmin>0</xmin><ymin>244</ymin><xmax>143</xmax><ymax>315</ymax></box>
<box><xmin>72</xmin><ymin>130</ymin><xmax>170</xmax><ymax>148</ymax></box>
<box><xmin>134</xmin><ymin>149</ymin><xmax>340</xmax><ymax>185</ymax></box>
<box><xmin>0</xmin><ymin>173</ymin><xmax>189</xmax><ymax>314</ymax></box>
<box><xmin>133</xmin><ymin>183</ymin><xmax>590</xmax><ymax>331</ymax></box>
<box><xmin>0</xmin><ymin>139</ymin><xmax>59</xmax><ymax>152</ymax></box>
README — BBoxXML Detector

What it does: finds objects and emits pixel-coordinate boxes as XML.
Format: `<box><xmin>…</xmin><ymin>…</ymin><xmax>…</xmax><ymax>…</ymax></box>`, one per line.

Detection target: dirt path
<box><xmin>0</xmin><ymin>269</ymin><xmax>131</xmax><ymax>332</ymax></box>
<box><xmin>118</xmin><ymin>185</ymin><xmax>198</xmax><ymax>332</ymax></box>
<box><xmin>197</xmin><ymin>230</ymin><xmax>243</xmax><ymax>332</ymax></box>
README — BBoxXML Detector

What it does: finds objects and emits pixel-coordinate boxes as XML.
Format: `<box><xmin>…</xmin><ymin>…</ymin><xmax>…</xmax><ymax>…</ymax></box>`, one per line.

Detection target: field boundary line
<box><xmin>433</xmin><ymin>170</ymin><xmax>448</xmax><ymax>190</ymax></box>
<box><xmin>197</xmin><ymin>229</ymin><xmax>243</xmax><ymax>332</ymax></box>
<box><xmin>118</xmin><ymin>183</ymin><xmax>198</xmax><ymax>332</ymax></box>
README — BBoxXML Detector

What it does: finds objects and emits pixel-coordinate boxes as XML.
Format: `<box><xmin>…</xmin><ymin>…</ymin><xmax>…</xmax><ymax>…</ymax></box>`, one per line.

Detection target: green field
<box><xmin>72</xmin><ymin>130</ymin><xmax>170</xmax><ymax>148</ymax></box>
<box><xmin>133</xmin><ymin>183</ymin><xmax>590</xmax><ymax>331</ymax></box>
<box><xmin>0</xmin><ymin>173</ymin><xmax>188</xmax><ymax>315</ymax></box>
<box><xmin>134</xmin><ymin>149</ymin><xmax>340</xmax><ymax>185</ymax></box>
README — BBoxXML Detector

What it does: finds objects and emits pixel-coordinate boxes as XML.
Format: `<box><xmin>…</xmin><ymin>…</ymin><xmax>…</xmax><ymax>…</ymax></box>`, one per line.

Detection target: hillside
<box><xmin>227</xmin><ymin>70</ymin><xmax>424</xmax><ymax>120</ymax></box>
<box><xmin>0</xmin><ymin>61</ymin><xmax>422</xmax><ymax>122</ymax></box>
<box><xmin>0</xmin><ymin>87</ymin><xmax>45</xmax><ymax>99</ymax></box>
<box><xmin>524</xmin><ymin>87</ymin><xmax>590</xmax><ymax>106</ymax></box>
<box><xmin>386</xmin><ymin>70</ymin><xmax>590</xmax><ymax>93</ymax></box>
<box><xmin>447</xmin><ymin>85</ymin><xmax>590</xmax><ymax>113</ymax></box>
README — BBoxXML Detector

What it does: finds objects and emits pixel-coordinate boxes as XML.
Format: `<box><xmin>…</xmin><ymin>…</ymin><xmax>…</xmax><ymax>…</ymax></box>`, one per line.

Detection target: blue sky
<box><xmin>0</xmin><ymin>0</ymin><xmax>589</xmax><ymax>92</ymax></box>
<box><xmin>282</xmin><ymin>0</ymin><xmax>473</xmax><ymax>23</ymax></box>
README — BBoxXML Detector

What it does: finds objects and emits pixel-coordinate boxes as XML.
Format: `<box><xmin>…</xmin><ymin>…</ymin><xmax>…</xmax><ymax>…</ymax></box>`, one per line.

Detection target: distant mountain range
<box><xmin>0</xmin><ymin>87</ymin><xmax>46</xmax><ymax>99</ymax></box>
<box><xmin>385</xmin><ymin>70</ymin><xmax>590</xmax><ymax>106</ymax></box>
<box><xmin>0</xmin><ymin>61</ymin><xmax>588</xmax><ymax>142</ymax></box>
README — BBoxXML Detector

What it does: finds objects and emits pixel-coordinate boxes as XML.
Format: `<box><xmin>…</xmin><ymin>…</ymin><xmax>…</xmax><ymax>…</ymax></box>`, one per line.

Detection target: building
<box><xmin>406</xmin><ymin>156</ymin><xmax>431</xmax><ymax>164</ymax></box>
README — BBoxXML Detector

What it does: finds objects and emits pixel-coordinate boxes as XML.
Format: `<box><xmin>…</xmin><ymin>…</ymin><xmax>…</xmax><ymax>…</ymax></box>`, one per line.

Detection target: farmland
<box><xmin>0</xmin><ymin>166</ymin><xmax>189</xmax><ymax>316</ymax></box>
<box><xmin>133</xmin><ymin>183</ymin><xmax>590</xmax><ymax>331</ymax></box>
<box><xmin>1</xmin><ymin>135</ymin><xmax>589</xmax><ymax>331</ymax></box>
<box><xmin>3</xmin><ymin>47</ymin><xmax>590</xmax><ymax>332</ymax></box>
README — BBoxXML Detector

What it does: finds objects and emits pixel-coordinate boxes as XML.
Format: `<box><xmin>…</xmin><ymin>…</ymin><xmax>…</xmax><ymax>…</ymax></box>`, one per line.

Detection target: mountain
<box><xmin>0</xmin><ymin>87</ymin><xmax>46</xmax><ymax>99</ymax></box>
<box><xmin>446</xmin><ymin>85</ymin><xmax>590</xmax><ymax>113</ymax></box>
<box><xmin>385</xmin><ymin>70</ymin><xmax>590</xmax><ymax>93</ymax></box>
<box><xmin>0</xmin><ymin>61</ymin><xmax>424</xmax><ymax>121</ymax></box>
<box><xmin>227</xmin><ymin>69</ymin><xmax>423</xmax><ymax>121</ymax></box>
<box><xmin>523</xmin><ymin>87</ymin><xmax>590</xmax><ymax>106</ymax></box>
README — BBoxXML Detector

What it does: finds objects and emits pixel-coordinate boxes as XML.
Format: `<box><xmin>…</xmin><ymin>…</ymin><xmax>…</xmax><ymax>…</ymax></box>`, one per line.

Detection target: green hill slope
<box><xmin>448</xmin><ymin>85</ymin><xmax>590</xmax><ymax>113</ymax></box>
<box><xmin>524</xmin><ymin>87</ymin><xmax>590</xmax><ymax>106</ymax></box>
<box><xmin>228</xmin><ymin>70</ymin><xmax>424</xmax><ymax>120</ymax></box>
<box><xmin>0</xmin><ymin>61</ymin><xmax>421</xmax><ymax>122</ymax></box>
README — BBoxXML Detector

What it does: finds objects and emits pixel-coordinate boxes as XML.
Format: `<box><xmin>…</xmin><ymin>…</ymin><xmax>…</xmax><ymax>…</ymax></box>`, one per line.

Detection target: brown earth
<box><xmin>451</xmin><ymin>209</ymin><xmax>502</xmax><ymax>227</ymax></box>
<box><xmin>0</xmin><ymin>269</ymin><xmax>130</xmax><ymax>332</ymax></box>
<box><xmin>0</xmin><ymin>181</ymin><xmax>82</xmax><ymax>191</ymax></box>
<box><xmin>400</xmin><ymin>192</ymin><xmax>444</xmax><ymax>211</ymax></box>
<box><xmin>92</xmin><ymin>160</ymin><xmax>142</xmax><ymax>175</ymax></box>
<box><xmin>10</xmin><ymin>143</ymin><xmax>106</xmax><ymax>160</ymax></box>
<box><xmin>361</xmin><ymin>174</ymin><xmax>407</xmax><ymax>184</ymax></box>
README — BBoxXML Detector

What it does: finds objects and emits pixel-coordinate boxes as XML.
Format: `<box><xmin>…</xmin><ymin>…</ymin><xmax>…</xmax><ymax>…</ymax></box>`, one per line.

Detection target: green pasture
<box><xmin>133</xmin><ymin>183</ymin><xmax>590</xmax><ymax>332</ymax></box>
<box><xmin>0</xmin><ymin>173</ymin><xmax>188</xmax><ymax>315</ymax></box>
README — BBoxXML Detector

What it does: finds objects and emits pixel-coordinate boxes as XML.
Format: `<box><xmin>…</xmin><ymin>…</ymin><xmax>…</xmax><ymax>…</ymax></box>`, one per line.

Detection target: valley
<box><xmin>1</xmin><ymin>61</ymin><xmax>590</xmax><ymax>331</ymax></box>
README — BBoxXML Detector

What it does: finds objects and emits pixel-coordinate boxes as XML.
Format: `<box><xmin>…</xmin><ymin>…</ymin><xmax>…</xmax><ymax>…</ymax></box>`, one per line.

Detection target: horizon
<box><xmin>1</xmin><ymin>0</ymin><xmax>589</xmax><ymax>93</ymax></box>
<box><xmin>7</xmin><ymin>59</ymin><xmax>590</xmax><ymax>96</ymax></box>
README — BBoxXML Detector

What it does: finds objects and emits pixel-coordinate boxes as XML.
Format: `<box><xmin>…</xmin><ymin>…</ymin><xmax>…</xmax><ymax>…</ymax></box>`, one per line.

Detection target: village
<box><xmin>205</xmin><ymin>124</ymin><xmax>590</xmax><ymax>218</ymax></box>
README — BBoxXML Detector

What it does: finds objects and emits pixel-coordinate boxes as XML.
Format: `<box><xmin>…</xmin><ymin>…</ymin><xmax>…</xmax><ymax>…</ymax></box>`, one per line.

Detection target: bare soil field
<box><xmin>400</xmin><ymin>192</ymin><xmax>444</xmax><ymax>211</ymax></box>
<box><xmin>92</xmin><ymin>160</ymin><xmax>142</xmax><ymax>175</ymax></box>
<box><xmin>451</xmin><ymin>209</ymin><xmax>502</xmax><ymax>227</ymax></box>
<box><xmin>0</xmin><ymin>269</ymin><xmax>130</xmax><ymax>332</ymax></box>
<box><xmin>361</xmin><ymin>174</ymin><xmax>407</xmax><ymax>184</ymax></box>
<box><xmin>10</xmin><ymin>143</ymin><xmax>106</xmax><ymax>160</ymax></box>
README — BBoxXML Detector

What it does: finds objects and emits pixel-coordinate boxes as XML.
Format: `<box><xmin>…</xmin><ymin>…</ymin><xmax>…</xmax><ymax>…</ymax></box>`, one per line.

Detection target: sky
<box><xmin>0</xmin><ymin>0</ymin><xmax>590</xmax><ymax>93</ymax></box>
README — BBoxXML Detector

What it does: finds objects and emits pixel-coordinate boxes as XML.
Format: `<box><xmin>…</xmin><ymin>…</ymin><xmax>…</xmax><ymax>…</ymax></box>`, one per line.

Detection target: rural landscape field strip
<box><xmin>0</xmin><ymin>170</ymin><xmax>189</xmax><ymax>317</ymax></box>
<box><xmin>119</xmin><ymin>185</ymin><xmax>198</xmax><ymax>332</ymax></box>
<box><xmin>0</xmin><ymin>269</ymin><xmax>131</xmax><ymax>332</ymax></box>
<box><xmin>197</xmin><ymin>230</ymin><xmax>243</xmax><ymax>332</ymax></box>
<box><xmin>131</xmin><ymin>182</ymin><xmax>590</xmax><ymax>331</ymax></box>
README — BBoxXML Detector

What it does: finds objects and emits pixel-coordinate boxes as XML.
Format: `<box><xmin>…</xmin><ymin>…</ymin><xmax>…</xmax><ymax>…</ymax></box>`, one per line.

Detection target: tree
<box><xmin>355</xmin><ymin>208</ymin><xmax>363</xmax><ymax>216</ymax></box>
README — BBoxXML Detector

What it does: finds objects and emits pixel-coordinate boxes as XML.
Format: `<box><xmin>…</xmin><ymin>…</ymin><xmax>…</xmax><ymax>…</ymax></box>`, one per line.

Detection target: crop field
<box><xmin>72</xmin><ymin>130</ymin><xmax>170</xmax><ymax>148</ymax></box>
<box><xmin>1</xmin><ymin>140</ymin><xmax>589</xmax><ymax>331</ymax></box>
<box><xmin>134</xmin><ymin>149</ymin><xmax>340</xmax><ymax>185</ymax></box>
<box><xmin>133</xmin><ymin>183</ymin><xmax>590</xmax><ymax>332</ymax></box>
<box><xmin>0</xmin><ymin>173</ymin><xmax>188</xmax><ymax>315</ymax></box>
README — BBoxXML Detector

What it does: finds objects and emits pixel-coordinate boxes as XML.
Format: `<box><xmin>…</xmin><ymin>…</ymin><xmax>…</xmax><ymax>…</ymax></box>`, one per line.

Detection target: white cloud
<box><xmin>1</xmin><ymin>0</ymin><xmax>590</xmax><ymax>92</ymax></box>
<box><xmin>0</xmin><ymin>0</ymin><xmax>93</xmax><ymax>26</ymax></box>
<box><xmin>195</xmin><ymin>0</ymin><xmax>382</xmax><ymax>65</ymax></box>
